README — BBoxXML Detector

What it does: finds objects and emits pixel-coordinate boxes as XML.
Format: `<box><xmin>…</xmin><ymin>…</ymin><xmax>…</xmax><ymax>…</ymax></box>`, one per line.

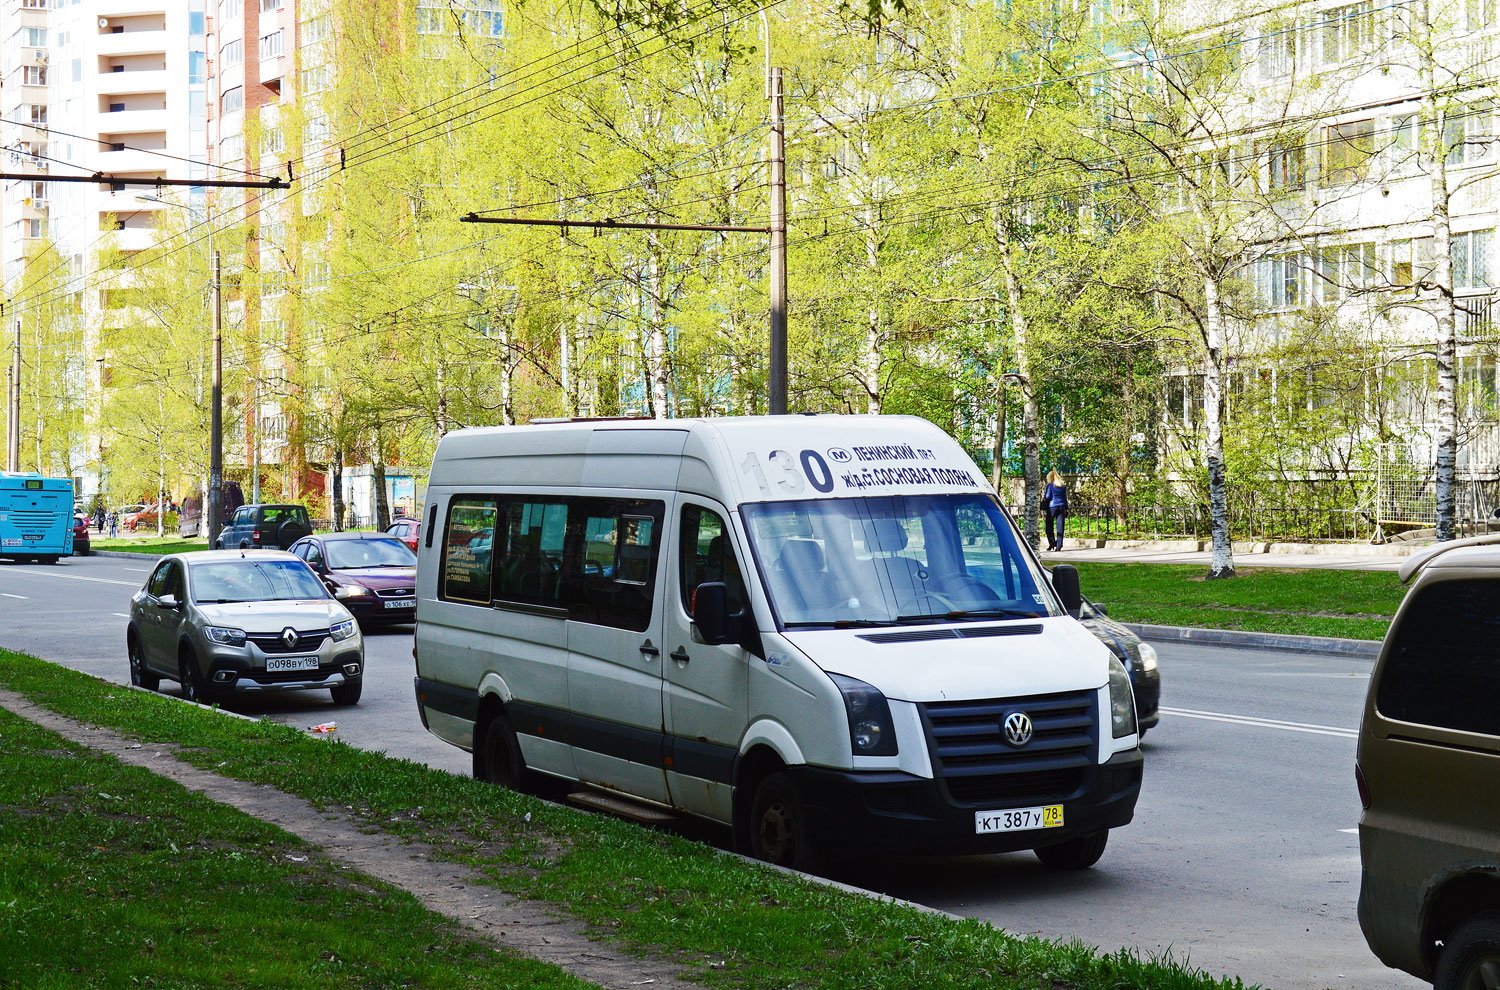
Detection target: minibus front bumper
<box><xmin>793</xmin><ymin>748</ymin><xmax>1143</xmax><ymax>856</ymax></box>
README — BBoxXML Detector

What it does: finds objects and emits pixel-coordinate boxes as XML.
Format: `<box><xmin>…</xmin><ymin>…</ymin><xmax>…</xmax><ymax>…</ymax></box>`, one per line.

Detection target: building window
<box><xmin>261</xmin><ymin>128</ymin><xmax>285</xmax><ymax>157</ymax></box>
<box><xmin>1468</xmin><ymin>0</ymin><xmax>1497</xmax><ymax>31</ymax></box>
<box><xmin>465</xmin><ymin>0</ymin><xmax>504</xmax><ymax>37</ymax></box>
<box><xmin>222</xmin><ymin>0</ymin><xmax>242</xmax><ymax>16</ymax></box>
<box><xmin>220</xmin><ymin>133</ymin><xmax>244</xmax><ymax>162</ymax></box>
<box><xmin>25</xmin><ymin>27</ymin><xmax>47</xmax><ymax>46</ymax></box>
<box><xmin>305</xmin><ymin>114</ymin><xmax>330</xmax><ymax>146</ymax></box>
<box><xmin>190</xmin><ymin>10</ymin><xmax>205</xmax><ymax>34</ymax></box>
<box><xmin>1267</xmin><ymin>142</ymin><xmax>1305</xmax><ymax>191</ymax></box>
<box><xmin>189</xmin><ymin>51</ymin><xmax>205</xmax><ymax>84</ymax></box>
<box><xmin>25</xmin><ymin>218</ymin><xmax>47</xmax><ymax>238</ymax></box>
<box><xmin>300</xmin><ymin>64</ymin><xmax>329</xmax><ymax>93</ymax></box>
<box><xmin>261</xmin><ymin>0</ymin><xmax>278</xmax><ymax>10</ymax></box>
<box><xmin>1260</xmin><ymin>253</ymin><xmax>1307</xmax><ymax>309</ymax></box>
<box><xmin>28</xmin><ymin>104</ymin><xmax>47</xmax><ymax>126</ymax></box>
<box><xmin>1323</xmin><ymin>2</ymin><xmax>1375</xmax><ymax>64</ymax></box>
<box><xmin>221</xmin><ymin>39</ymin><xmax>243</xmax><ymax>67</ymax></box>
<box><xmin>417</xmin><ymin>0</ymin><xmax>445</xmax><ymax>34</ymax></box>
<box><xmin>1317</xmin><ymin>242</ymin><xmax>1377</xmax><ymax>303</ymax></box>
<box><xmin>302</xmin><ymin>15</ymin><xmax>329</xmax><ymax>45</ymax></box>
<box><xmin>221</xmin><ymin>86</ymin><xmax>243</xmax><ymax>113</ymax></box>
<box><xmin>1444</xmin><ymin>105</ymin><xmax>1495</xmax><ymax>166</ymax></box>
<box><xmin>22</xmin><ymin>66</ymin><xmax>47</xmax><ymax>86</ymax></box>
<box><xmin>259</xmin><ymin>30</ymin><xmax>284</xmax><ymax>59</ymax></box>
<box><xmin>1453</xmin><ymin>230</ymin><xmax>1494</xmax><ymax>288</ymax></box>
<box><xmin>1259</xmin><ymin>21</ymin><xmax>1311</xmax><ymax>78</ymax></box>
<box><xmin>1324</xmin><ymin>119</ymin><xmax>1375</xmax><ymax>183</ymax></box>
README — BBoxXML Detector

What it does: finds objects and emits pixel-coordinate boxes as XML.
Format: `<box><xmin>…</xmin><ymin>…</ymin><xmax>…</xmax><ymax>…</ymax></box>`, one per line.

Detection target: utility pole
<box><xmin>208</xmin><ymin>251</ymin><xmax>223</xmax><ymax>544</ymax></box>
<box><xmin>768</xmin><ymin>66</ymin><xmax>787</xmax><ymax>416</ymax></box>
<box><xmin>9</xmin><ymin>316</ymin><xmax>20</xmax><ymax>472</ymax></box>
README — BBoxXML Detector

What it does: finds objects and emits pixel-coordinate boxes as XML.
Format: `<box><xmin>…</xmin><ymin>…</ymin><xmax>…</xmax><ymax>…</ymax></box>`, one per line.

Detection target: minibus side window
<box><xmin>441</xmin><ymin>498</ymin><xmax>499</xmax><ymax>605</ymax></box>
<box><xmin>679</xmin><ymin>506</ymin><xmax>747</xmax><ymax>617</ymax></box>
<box><xmin>1377</xmin><ymin>578</ymin><xmax>1500</xmax><ymax>735</ymax></box>
<box><xmin>494</xmin><ymin>500</ymin><xmax>571</xmax><ymax>610</ymax></box>
<box><xmin>570</xmin><ymin>498</ymin><xmax>665</xmax><ymax>631</ymax></box>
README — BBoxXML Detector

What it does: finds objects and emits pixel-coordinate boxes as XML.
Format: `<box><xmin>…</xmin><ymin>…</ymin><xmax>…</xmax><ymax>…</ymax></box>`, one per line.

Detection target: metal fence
<box><xmin>1007</xmin><ymin>503</ymin><xmax>1378</xmax><ymax>543</ymax></box>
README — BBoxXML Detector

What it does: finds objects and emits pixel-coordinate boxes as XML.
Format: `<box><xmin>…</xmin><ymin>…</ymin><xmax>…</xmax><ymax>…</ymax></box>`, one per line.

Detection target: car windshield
<box><xmin>740</xmin><ymin>494</ymin><xmax>1054</xmax><ymax>628</ymax></box>
<box><xmin>325</xmin><ymin>538</ymin><xmax>416</xmax><ymax>569</ymax></box>
<box><xmin>190</xmin><ymin>560</ymin><xmax>328</xmax><ymax>603</ymax></box>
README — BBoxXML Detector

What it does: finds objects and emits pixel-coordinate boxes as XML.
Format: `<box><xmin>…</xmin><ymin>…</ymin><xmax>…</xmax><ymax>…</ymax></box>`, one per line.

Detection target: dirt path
<box><xmin>0</xmin><ymin>688</ymin><xmax>708</xmax><ymax>990</ymax></box>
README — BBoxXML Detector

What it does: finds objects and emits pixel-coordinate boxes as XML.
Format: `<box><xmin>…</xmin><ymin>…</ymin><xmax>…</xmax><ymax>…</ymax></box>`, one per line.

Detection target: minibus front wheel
<box><xmin>750</xmin><ymin>772</ymin><xmax>816</xmax><ymax>872</ymax></box>
<box><xmin>476</xmin><ymin>708</ymin><xmax>539</xmax><ymax>795</ymax></box>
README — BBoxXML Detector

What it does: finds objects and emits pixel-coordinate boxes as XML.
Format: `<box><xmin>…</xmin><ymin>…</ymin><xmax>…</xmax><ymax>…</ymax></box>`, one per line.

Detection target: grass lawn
<box><xmin>0</xmin><ymin>649</ymin><xmax>1259</xmax><ymax>990</ymax></box>
<box><xmin>0</xmin><ymin>703</ymin><xmax>592</xmax><ymax>989</ymax></box>
<box><xmin>1074</xmin><ymin>562</ymin><xmax>1408</xmax><ymax>641</ymax></box>
<box><xmin>91</xmin><ymin>536</ymin><xmax>209</xmax><ymax>555</ymax></box>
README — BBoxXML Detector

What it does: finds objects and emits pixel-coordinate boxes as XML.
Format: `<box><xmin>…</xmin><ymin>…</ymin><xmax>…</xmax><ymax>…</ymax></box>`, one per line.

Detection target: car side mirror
<box><xmin>158</xmin><ymin>593</ymin><xmax>182</xmax><ymax>610</ymax></box>
<box><xmin>1050</xmin><ymin>564</ymin><xmax>1082</xmax><ymax>618</ymax></box>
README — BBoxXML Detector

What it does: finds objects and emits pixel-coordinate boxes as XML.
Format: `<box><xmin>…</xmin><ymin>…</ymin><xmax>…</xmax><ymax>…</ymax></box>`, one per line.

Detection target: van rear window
<box><xmin>1378</xmin><ymin>578</ymin><xmax>1500</xmax><ymax>735</ymax></box>
<box><xmin>442</xmin><ymin>499</ymin><xmax>498</xmax><ymax>604</ymax></box>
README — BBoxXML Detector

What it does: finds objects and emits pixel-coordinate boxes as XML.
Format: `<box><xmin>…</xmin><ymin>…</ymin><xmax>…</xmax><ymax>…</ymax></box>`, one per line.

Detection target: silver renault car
<box><xmin>126</xmin><ymin>549</ymin><xmax>365</xmax><ymax>705</ymax></box>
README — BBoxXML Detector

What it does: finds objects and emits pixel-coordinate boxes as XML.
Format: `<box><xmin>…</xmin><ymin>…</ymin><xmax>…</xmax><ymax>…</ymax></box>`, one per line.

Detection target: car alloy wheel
<box><xmin>128</xmin><ymin>635</ymin><xmax>159</xmax><ymax>691</ymax></box>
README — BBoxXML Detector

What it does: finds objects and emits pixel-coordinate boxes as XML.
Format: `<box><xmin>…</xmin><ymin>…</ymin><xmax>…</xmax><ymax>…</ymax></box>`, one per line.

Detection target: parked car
<box><xmin>1358</xmin><ymin>535</ymin><xmax>1500</xmax><ymax>989</ymax></box>
<box><xmin>116</xmin><ymin>504</ymin><xmax>147</xmax><ymax>529</ymax></box>
<box><xmin>72</xmin><ymin>515</ymin><xmax>90</xmax><ymax>556</ymax></box>
<box><xmin>1076</xmin><ymin>597</ymin><xmax>1160</xmax><ymax>737</ymax></box>
<box><xmin>179</xmin><ymin>482</ymin><xmax>246</xmax><ymax>538</ymax></box>
<box><xmin>291</xmin><ymin>532</ymin><xmax>417</xmax><ymax>625</ymax></box>
<box><xmin>215</xmin><ymin>503</ymin><xmax>313</xmax><ymax>550</ymax></box>
<box><xmin>385</xmin><ymin>516</ymin><xmax>421</xmax><ymax>552</ymax></box>
<box><xmin>125</xmin><ymin>549</ymin><xmax>364</xmax><ymax>705</ymax></box>
<box><xmin>128</xmin><ymin>502</ymin><xmax>168</xmax><ymax>532</ymax></box>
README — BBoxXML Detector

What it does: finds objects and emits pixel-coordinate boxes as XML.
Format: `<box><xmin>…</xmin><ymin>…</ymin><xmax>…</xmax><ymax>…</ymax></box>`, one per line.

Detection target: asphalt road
<box><xmin>0</xmin><ymin>553</ymin><xmax>1422</xmax><ymax>990</ymax></box>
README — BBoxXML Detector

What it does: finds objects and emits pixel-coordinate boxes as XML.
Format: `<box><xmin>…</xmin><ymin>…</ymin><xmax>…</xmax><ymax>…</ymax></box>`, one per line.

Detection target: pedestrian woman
<box><xmin>1044</xmin><ymin>470</ymin><xmax>1069</xmax><ymax>551</ymax></box>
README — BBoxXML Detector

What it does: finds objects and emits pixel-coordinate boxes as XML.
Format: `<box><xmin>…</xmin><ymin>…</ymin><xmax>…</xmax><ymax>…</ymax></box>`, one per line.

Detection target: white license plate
<box><xmin>265</xmin><ymin>655</ymin><xmax>320</xmax><ymax>672</ymax></box>
<box><xmin>383</xmin><ymin>598</ymin><xmax>415</xmax><ymax>609</ymax></box>
<box><xmin>975</xmin><ymin>805</ymin><xmax>1064</xmax><ymax>834</ymax></box>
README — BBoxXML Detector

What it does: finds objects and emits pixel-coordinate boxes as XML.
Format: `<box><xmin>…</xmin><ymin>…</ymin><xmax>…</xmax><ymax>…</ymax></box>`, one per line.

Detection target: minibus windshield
<box><xmin>740</xmin><ymin>494</ymin><xmax>1054</xmax><ymax>628</ymax></box>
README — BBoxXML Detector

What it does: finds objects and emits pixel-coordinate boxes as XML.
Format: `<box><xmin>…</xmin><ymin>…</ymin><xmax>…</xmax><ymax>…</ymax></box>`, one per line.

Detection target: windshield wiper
<box><xmin>783</xmin><ymin>618</ymin><xmax>898</xmax><ymax>629</ymax></box>
<box><xmin>896</xmin><ymin>608</ymin><xmax>1043</xmax><ymax>622</ymax></box>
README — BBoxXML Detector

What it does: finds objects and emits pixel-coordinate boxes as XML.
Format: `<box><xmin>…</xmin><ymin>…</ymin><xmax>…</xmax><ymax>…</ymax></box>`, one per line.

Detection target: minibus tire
<box><xmin>478</xmin><ymin>713</ymin><xmax>536</xmax><ymax>794</ymax></box>
<box><xmin>1434</xmin><ymin>911</ymin><xmax>1500</xmax><ymax>990</ymax></box>
<box><xmin>749</xmin><ymin>772</ymin><xmax>816</xmax><ymax>871</ymax></box>
<box><xmin>1034</xmin><ymin>830</ymin><xmax>1109</xmax><ymax>870</ymax></box>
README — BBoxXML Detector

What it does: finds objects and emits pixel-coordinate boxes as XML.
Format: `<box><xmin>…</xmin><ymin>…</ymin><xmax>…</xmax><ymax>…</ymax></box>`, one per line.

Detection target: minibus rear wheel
<box><xmin>478</xmin><ymin>712</ymin><xmax>537</xmax><ymax>794</ymax></box>
<box><xmin>1435</xmin><ymin>911</ymin><xmax>1500</xmax><ymax>990</ymax></box>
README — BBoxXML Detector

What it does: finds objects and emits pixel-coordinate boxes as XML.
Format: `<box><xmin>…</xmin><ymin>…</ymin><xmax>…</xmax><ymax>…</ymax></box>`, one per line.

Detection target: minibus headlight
<box><xmin>204</xmin><ymin>626</ymin><xmax>246</xmax><ymax>647</ymax></box>
<box><xmin>1137</xmin><ymin>642</ymin><xmax>1158</xmax><ymax>673</ymax></box>
<box><xmin>829</xmin><ymin>673</ymin><xmax>899</xmax><ymax>757</ymax></box>
<box><xmin>329</xmin><ymin>619</ymin><xmax>357</xmax><ymax>642</ymax></box>
<box><xmin>1109</xmin><ymin>656</ymin><xmax>1137</xmax><ymax>739</ymax></box>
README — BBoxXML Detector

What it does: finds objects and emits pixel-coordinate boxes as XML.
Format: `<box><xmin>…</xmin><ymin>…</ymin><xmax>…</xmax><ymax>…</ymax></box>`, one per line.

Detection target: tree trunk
<box><xmin>1204</xmin><ymin>277</ymin><xmax>1236</xmax><ymax>578</ymax></box>
<box><xmin>998</xmin><ymin>231</ymin><xmax>1041</xmax><ymax>550</ymax></box>
<box><xmin>498</xmin><ymin>309</ymin><xmax>515</xmax><ymax>427</ymax></box>
<box><xmin>372</xmin><ymin>423</ymin><xmax>390</xmax><ymax>532</ymax></box>
<box><xmin>863</xmin><ymin>222</ymin><xmax>883</xmax><ymax>415</ymax></box>
<box><xmin>646</xmin><ymin>227</ymin><xmax>670</xmax><ymax>420</ymax></box>
<box><xmin>1425</xmin><ymin>75</ymin><xmax>1458</xmax><ymax>541</ymax></box>
<box><xmin>331</xmin><ymin>443</ymin><xmax>345</xmax><ymax>532</ymax></box>
<box><xmin>991</xmin><ymin>374</ymin><xmax>1007</xmax><ymax>493</ymax></box>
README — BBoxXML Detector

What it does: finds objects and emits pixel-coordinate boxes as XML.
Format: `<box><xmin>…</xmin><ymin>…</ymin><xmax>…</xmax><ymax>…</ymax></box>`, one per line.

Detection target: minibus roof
<box><xmin>429</xmin><ymin>414</ymin><xmax>994</xmax><ymax>506</ymax></box>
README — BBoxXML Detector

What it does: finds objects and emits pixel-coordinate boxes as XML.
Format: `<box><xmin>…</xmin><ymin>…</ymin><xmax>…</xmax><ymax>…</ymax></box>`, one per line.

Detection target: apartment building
<box><xmin>2</xmin><ymin>0</ymin><xmax>206</xmax><ymax>496</ymax></box>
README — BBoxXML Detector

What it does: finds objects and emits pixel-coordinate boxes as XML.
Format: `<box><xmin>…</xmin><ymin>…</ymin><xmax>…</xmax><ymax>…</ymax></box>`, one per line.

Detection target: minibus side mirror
<box><xmin>693</xmin><ymin>582</ymin><xmax>735</xmax><ymax>645</ymax></box>
<box><xmin>1050</xmin><ymin>564</ymin><xmax>1082</xmax><ymax>618</ymax></box>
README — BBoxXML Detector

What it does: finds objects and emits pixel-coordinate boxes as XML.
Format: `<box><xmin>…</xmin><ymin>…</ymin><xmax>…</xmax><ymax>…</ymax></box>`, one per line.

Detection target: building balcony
<box><xmin>95</xmin><ymin>108</ymin><xmax>168</xmax><ymax>134</ymax></box>
<box><xmin>260</xmin><ymin>54</ymin><xmax>286</xmax><ymax>84</ymax></box>
<box><xmin>97</xmin><ymin>69</ymin><xmax>168</xmax><ymax>96</ymax></box>
<box><xmin>102</xmin><ymin>226</ymin><xmax>156</xmax><ymax>252</ymax></box>
<box><xmin>95</xmin><ymin>148</ymin><xmax>168</xmax><ymax>173</ymax></box>
<box><xmin>93</xmin><ymin>0</ymin><xmax>172</xmax><ymax>17</ymax></box>
<box><xmin>95</xmin><ymin>30</ymin><xmax>169</xmax><ymax>59</ymax></box>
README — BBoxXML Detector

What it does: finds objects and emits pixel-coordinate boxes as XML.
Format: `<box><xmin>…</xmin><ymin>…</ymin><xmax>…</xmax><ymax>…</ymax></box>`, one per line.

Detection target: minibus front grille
<box><xmin>920</xmin><ymin>690</ymin><xmax>1097</xmax><ymax>807</ymax></box>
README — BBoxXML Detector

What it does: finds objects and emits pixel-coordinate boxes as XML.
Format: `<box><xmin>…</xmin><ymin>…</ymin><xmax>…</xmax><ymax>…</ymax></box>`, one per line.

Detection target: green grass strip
<box><xmin>0</xmin><ymin>649</ymin><xmax>1256</xmax><ymax>990</ymax></box>
<box><xmin>1074</xmin><ymin>562</ymin><xmax>1408</xmax><ymax>641</ymax></box>
<box><xmin>90</xmin><ymin>537</ymin><xmax>210</xmax><ymax>555</ymax></box>
<box><xmin>0</xmin><ymin>703</ymin><xmax>594</xmax><ymax>989</ymax></box>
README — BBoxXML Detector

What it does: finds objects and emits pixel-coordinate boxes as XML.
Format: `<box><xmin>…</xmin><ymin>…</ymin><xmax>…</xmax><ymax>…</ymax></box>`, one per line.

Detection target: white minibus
<box><xmin>413</xmin><ymin>415</ymin><xmax>1141</xmax><ymax>869</ymax></box>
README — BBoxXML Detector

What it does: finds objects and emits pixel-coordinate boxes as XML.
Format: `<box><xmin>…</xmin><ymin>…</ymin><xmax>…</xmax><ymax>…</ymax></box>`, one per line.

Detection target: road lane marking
<box><xmin>1340</xmin><ymin>828</ymin><xmax>1360</xmax><ymax>834</ymax></box>
<box><xmin>1</xmin><ymin>593</ymin><xmax>26</xmax><ymax>599</ymax></box>
<box><xmin>0</xmin><ymin>567</ymin><xmax>138</xmax><ymax>587</ymax></box>
<box><xmin>1160</xmin><ymin>706</ymin><xmax>1359</xmax><ymax>739</ymax></box>
<box><xmin>113</xmin><ymin>613</ymin><xmax>129</xmax><ymax>618</ymax></box>
<box><xmin>123</xmin><ymin>567</ymin><xmax>149</xmax><ymax>573</ymax></box>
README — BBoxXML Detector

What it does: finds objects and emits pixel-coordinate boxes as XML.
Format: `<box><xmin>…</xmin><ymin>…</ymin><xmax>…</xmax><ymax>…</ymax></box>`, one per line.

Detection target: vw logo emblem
<box><xmin>1003</xmin><ymin>711</ymin><xmax>1034</xmax><ymax>747</ymax></box>
<box><xmin>281</xmin><ymin>627</ymin><xmax>299</xmax><ymax>650</ymax></box>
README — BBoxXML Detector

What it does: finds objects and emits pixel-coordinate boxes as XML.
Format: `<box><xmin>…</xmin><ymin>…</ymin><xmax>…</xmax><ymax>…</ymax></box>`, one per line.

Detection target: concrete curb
<box><xmin>87</xmin><ymin>549</ymin><xmax>164</xmax><ymax>560</ymax></box>
<box><xmin>1123</xmin><ymin>622</ymin><xmax>1382</xmax><ymax>659</ymax></box>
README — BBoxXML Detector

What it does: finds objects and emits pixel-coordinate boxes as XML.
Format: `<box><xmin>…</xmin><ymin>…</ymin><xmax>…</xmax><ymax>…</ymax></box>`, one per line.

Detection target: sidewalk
<box><xmin>1040</xmin><ymin>544</ymin><xmax>1406</xmax><ymax>571</ymax></box>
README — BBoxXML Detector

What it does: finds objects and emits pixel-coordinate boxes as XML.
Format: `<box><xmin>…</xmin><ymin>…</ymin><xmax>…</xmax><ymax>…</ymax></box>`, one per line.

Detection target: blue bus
<box><xmin>0</xmin><ymin>472</ymin><xmax>74</xmax><ymax>562</ymax></box>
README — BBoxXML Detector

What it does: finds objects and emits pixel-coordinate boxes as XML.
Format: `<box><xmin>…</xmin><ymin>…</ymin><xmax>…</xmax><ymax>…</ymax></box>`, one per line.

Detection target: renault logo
<box><xmin>1003</xmin><ymin>711</ymin><xmax>1034</xmax><ymax>747</ymax></box>
<box><xmin>281</xmin><ymin>627</ymin><xmax>298</xmax><ymax>650</ymax></box>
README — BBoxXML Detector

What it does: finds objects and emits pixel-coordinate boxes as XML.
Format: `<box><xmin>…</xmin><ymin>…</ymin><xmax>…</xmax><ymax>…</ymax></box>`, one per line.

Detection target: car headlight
<box><xmin>329</xmin><ymin>619</ymin><xmax>357</xmax><ymax>642</ymax></box>
<box><xmin>828</xmin><ymin>673</ymin><xmax>899</xmax><ymax>756</ymax></box>
<box><xmin>1137</xmin><ymin>641</ymin><xmax>1158</xmax><ymax>673</ymax></box>
<box><xmin>334</xmin><ymin>584</ymin><xmax>371</xmax><ymax>599</ymax></box>
<box><xmin>204</xmin><ymin>626</ymin><xmax>246</xmax><ymax>647</ymax></box>
<box><xmin>1108</xmin><ymin>655</ymin><xmax>1137</xmax><ymax>739</ymax></box>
